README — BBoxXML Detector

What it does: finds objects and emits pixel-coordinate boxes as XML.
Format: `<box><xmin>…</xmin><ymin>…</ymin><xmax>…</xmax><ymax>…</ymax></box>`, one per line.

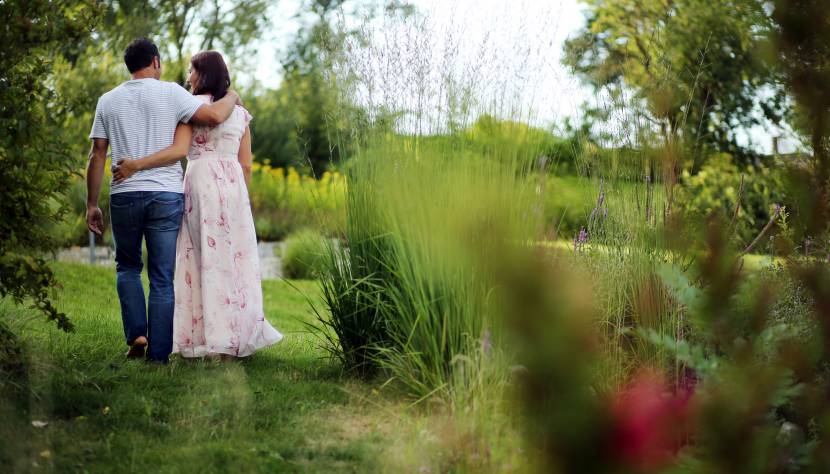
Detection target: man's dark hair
<box><xmin>124</xmin><ymin>38</ymin><xmax>160</xmax><ymax>73</ymax></box>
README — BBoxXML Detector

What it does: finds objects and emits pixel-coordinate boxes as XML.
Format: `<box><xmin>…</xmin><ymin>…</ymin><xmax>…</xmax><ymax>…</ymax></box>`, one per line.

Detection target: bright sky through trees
<box><xmin>242</xmin><ymin>0</ymin><xmax>791</xmax><ymax>153</ymax></box>
<box><xmin>244</xmin><ymin>0</ymin><xmax>586</xmax><ymax>126</ymax></box>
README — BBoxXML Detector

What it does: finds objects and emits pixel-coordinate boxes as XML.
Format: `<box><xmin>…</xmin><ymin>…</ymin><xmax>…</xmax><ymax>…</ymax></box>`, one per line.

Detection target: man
<box><xmin>86</xmin><ymin>38</ymin><xmax>239</xmax><ymax>363</ymax></box>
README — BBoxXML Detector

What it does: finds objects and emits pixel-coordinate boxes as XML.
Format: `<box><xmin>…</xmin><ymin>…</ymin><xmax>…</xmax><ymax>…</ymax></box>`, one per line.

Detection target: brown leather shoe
<box><xmin>126</xmin><ymin>336</ymin><xmax>148</xmax><ymax>359</ymax></box>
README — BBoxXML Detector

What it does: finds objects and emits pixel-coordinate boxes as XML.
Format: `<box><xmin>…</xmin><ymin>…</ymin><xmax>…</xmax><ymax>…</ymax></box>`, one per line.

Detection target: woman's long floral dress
<box><xmin>172</xmin><ymin>95</ymin><xmax>283</xmax><ymax>358</ymax></box>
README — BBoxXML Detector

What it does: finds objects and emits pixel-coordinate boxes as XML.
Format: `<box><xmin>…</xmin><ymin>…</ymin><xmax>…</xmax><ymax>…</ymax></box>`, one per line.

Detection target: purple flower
<box><xmin>574</xmin><ymin>226</ymin><xmax>589</xmax><ymax>254</ymax></box>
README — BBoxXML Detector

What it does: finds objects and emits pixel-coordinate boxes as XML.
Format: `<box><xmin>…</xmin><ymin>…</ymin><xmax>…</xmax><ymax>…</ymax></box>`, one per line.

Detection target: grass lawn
<box><xmin>0</xmin><ymin>262</ymin><xmax>404</xmax><ymax>473</ymax></box>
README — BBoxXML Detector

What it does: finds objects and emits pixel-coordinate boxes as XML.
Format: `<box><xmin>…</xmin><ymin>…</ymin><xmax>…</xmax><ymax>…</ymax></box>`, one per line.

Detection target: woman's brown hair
<box><xmin>189</xmin><ymin>51</ymin><xmax>230</xmax><ymax>100</ymax></box>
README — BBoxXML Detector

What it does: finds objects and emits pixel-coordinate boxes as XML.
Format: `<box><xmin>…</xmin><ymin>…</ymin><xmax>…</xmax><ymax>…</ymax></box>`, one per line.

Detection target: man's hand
<box><xmin>112</xmin><ymin>158</ymin><xmax>139</xmax><ymax>183</ymax></box>
<box><xmin>86</xmin><ymin>138</ymin><xmax>109</xmax><ymax>236</ymax></box>
<box><xmin>228</xmin><ymin>89</ymin><xmax>243</xmax><ymax>106</ymax></box>
<box><xmin>86</xmin><ymin>205</ymin><xmax>104</xmax><ymax>236</ymax></box>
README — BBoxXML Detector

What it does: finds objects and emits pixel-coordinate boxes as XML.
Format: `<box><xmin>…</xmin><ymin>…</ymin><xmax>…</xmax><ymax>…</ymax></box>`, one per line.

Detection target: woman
<box><xmin>113</xmin><ymin>51</ymin><xmax>283</xmax><ymax>358</ymax></box>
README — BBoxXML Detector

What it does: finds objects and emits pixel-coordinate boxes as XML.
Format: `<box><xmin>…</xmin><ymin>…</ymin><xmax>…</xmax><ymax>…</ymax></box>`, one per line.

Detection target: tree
<box><xmin>45</xmin><ymin>0</ymin><xmax>272</xmax><ymax>166</ymax></box>
<box><xmin>67</xmin><ymin>0</ymin><xmax>270</xmax><ymax>86</ymax></box>
<box><xmin>563</xmin><ymin>0</ymin><xmax>784</xmax><ymax>167</ymax></box>
<box><xmin>276</xmin><ymin>0</ymin><xmax>412</xmax><ymax>176</ymax></box>
<box><xmin>157</xmin><ymin>0</ymin><xmax>270</xmax><ymax>85</ymax></box>
<box><xmin>279</xmin><ymin>0</ymin><xmax>361</xmax><ymax>176</ymax></box>
<box><xmin>0</xmin><ymin>0</ymin><xmax>103</xmax><ymax>331</ymax></box>
<box><xmin>245</xmin><ymin>87</ymin><xmax>300</xmax><ymax>168</ymax></box>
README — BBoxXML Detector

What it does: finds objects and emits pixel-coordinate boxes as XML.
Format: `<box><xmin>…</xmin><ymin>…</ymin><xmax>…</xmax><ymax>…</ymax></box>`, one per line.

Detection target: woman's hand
<box><xmin>112</xmin><ymin>158</ymin><xmax>140</xmax><ymax>183</ymax></box>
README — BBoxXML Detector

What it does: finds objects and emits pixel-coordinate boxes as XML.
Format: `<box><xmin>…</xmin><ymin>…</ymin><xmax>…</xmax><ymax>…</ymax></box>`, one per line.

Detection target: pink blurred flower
<box><xmin>608</xmin><ymin>368</ymin><xmax>694</xmax><ymax>472</ymax></box>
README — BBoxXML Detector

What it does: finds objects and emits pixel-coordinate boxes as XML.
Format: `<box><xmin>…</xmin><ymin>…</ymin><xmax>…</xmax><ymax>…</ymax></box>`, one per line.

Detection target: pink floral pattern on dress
<box><xmin>172</xmin><ymin>95</ymin><xmax>283</xmax><ymax>358</ymax></box>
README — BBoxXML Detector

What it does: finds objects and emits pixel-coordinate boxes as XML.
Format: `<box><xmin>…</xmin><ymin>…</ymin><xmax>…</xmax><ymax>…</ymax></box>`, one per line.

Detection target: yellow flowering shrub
<box><xmin>249</xmin><ymin>163</ymin><xmax>346</xmax><ymax>240</ymax></box>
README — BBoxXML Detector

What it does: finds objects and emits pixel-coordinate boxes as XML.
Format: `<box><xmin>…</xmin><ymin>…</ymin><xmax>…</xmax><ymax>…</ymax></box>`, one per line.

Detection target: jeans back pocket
<box><xmin>110</xmin><ymin>194</ymin><xmax>138</xmax><ymax>232</ymax></box>
<box><xmin>146</xmin><ymin>193</ymin><xmax>184</xmax><ymax>232</ymax></box>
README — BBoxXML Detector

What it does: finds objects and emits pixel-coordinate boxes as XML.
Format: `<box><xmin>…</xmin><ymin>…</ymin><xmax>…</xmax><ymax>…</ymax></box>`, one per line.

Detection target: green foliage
<box><xmin>267</xmin><ymin>0</ymin><xmax>410</xmax><ymax>176</ymax></box>
<box><xmin>281</xmin><ymin>229</ymin><xmax>329</xmax><ymax>279</ymax></box>
<box><xmin>50</xmin><ymin>47</ymin><xmax>125</xmax><ymax>161</ymax></box>
<box><xmin>500</xmin><ymin>252</ymin><xmax>615</xmax><ymax>474</ymax></box>
<box><xmin>465</xmin><ymin>115</ymin><xmax>557</xmax><ymax>168</ymax></box>
<box><xmin>770</xmin><ymin>0</ymin><xmax>830</xmax><ymax>238</ymax></box>
<box><xmin>249</xmin><ymin>165</ymin><xmax>345</xmax><ymax>241</ymax></box>
<box><xmin>280</xmin><ymin>3</ymin><xmax>360</xmax><ymax>177</ymax></box>
<box><xmin>248</xmin><ymin>70</ymin><xmax>366</xmax><ymax>176</ymax></box>
<box><xmin>564</xmin><ymin>0</ymin><xmax>784</xmax><ymax>163</ymax></box>
<box><xmin>540</xmin><ymin>175</ymin><xmax>600</xmax><ymax>238</ymax></box>
<box><xmin>93</xmin><ymin>0</ymin><xmax>270</xmax><ymax>85</ymax></box>
<box><xmin>764</xmin><ymin>264</ymin><xmax>816</xmax><ymax>340</ymax></box>
<box><xmin>675</xmin><ymin>153</ymin><xmax>788</xmax><ymax>246</ymax></box>
<box><xmin>0</xmin><ymin>0</ymin><xmax>102</xmax><ymax>331</ymax></box>
<box><xmin>245</xmin><ymin>88</ymin><xmax>299</xmax><ymax>169</ymax></box>
<box><xmin>653</xmin><ymin>234</ymin><xmax>820</xmax><ymax>472</ymax></box>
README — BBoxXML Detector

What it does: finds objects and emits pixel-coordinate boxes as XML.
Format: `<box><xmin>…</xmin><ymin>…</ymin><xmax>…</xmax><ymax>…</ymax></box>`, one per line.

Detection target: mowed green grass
<box><xmin>0</xmin><ymin>262</ymin><xmax>388</xmax><ymax>473</ymax></box>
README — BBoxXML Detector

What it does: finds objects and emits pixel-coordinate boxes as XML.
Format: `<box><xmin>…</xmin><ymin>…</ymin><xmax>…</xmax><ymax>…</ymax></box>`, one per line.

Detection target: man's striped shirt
<box><xmin>89</xmin><ymin>78</ymin><xmax>204</xmax><ymax>194</ymax></box>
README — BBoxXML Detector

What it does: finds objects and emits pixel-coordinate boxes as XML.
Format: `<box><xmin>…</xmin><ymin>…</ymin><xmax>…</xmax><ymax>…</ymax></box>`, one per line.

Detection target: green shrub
<box><xmin>541</xmin><ymin>175</ymin><xmax>600</xmax><ymax>238</ymax></box>
<box><xmin>281</xmin><ymin>229</ymin><xmax>328</xmax><ymax>279</ymax></box>
<box><xmin>250</xmin><ymin>165</ymin><xmax>346</xmax><ymax>241</ymax></box>
<box><xmin>675</xmin><ymin>153</ymin><xmax>787</xmax><ymax>247</ymax></box>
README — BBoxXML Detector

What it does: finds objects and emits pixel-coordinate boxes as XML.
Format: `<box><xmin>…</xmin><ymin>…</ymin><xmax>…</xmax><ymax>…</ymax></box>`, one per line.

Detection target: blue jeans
<box><xmin>110</xmin><ymin>191</ymin><xmax>184</xmax><ymax>363</ymax></box>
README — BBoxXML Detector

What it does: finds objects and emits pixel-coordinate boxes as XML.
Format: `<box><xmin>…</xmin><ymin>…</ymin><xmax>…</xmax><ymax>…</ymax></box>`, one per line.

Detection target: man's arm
<box><xmin>112</xmin><ymin>123</ymin><xmax>193</xmax><ymax>183</ymax></box>
<box><xmin>86</xmin><ymin>138</ymin><xmax>108</xmax><ymax>236</ymax></box>
<box><xmin>189</xmin><ymin>90</ymin><xmax>241</xmax><ymax>127</ymax></box>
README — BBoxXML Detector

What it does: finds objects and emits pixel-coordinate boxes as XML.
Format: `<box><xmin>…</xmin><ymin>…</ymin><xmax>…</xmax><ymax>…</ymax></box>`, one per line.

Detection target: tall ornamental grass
<box><xmin>317</xmin><ymin>133</ymin><xmax>543</xmax><ymax>399</ymax></box>
<box><xmin>313</xmin><ymin>4</ymin><xmax>559</xmax><ymax>400</ymax></box>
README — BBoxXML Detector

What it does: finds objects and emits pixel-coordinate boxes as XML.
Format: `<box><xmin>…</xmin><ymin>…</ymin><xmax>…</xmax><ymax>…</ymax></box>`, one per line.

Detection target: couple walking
<box><xmin>86</xmin><ymin>38</ymin><xmax>283</xmax><ymax>363</ymax></box>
